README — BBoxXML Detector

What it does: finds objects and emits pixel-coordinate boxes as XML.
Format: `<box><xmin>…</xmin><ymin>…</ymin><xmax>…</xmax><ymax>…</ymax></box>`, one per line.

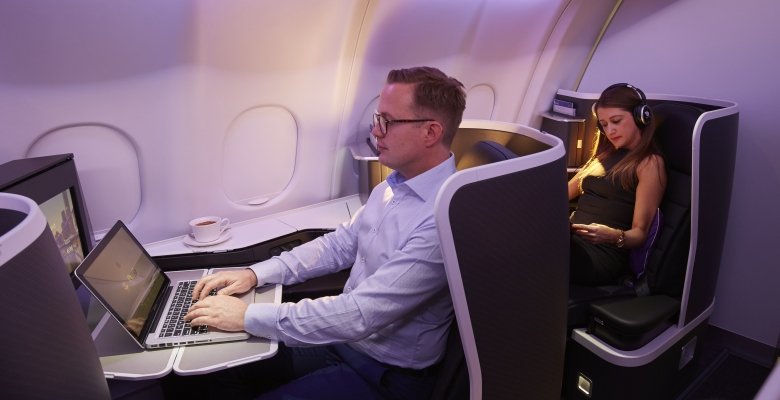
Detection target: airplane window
<box><xmin>27</xmin><ymin>124</ymin><xmax>141</xmax><ymax>235</ymax></box>
<box><xmin>222</xmin><ymin>105</ymin><xmax>297</xmax><ymax>205</ymax></box>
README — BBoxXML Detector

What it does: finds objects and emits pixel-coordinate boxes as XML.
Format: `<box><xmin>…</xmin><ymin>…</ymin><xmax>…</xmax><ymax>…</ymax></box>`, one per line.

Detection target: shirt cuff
<box><xmin>244</xmin><ymin>302</ymin><xmax>281</xmax><ymax>340</ymax></box>
<box><xmin>249</xmin><ymin>258</ymin><xmax>286</xmax><ymax>286</ymax></box>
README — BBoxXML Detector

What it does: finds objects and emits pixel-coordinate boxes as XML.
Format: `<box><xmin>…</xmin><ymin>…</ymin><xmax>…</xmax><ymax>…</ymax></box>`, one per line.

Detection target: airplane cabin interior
<box><xmin>0</xmin><ymin>1</ymin><xmax>778</xmax><ymax>399</ymax></box>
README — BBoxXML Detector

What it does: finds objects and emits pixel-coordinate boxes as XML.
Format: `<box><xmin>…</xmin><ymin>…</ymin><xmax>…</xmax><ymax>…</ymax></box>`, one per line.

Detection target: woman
<box><xmin>568</xmin><ymin>83</ymin><xmax>667</xmax><ymax>285</ymax></box>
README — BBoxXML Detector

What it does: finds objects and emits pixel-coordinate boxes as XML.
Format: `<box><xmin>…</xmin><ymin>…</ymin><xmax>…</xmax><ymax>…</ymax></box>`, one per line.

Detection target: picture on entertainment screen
<box><xmin>39</xmin><ymin>190</ymin><xmax>85</xmax><ymax>273</ymax></box>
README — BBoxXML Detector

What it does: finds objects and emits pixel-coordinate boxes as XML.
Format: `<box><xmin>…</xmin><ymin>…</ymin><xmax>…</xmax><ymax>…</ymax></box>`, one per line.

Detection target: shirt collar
<box><xmin>386</xmin><ymin>153</ymin><xmax>456</xmax><ymax>201</ymax></box>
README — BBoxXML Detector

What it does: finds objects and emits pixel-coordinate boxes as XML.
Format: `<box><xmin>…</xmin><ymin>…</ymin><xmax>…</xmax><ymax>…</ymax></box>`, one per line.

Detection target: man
<box><xmin>185</xmin><ymin>66</ymin><xmax>466</xmax><ymax>399</ymax></box>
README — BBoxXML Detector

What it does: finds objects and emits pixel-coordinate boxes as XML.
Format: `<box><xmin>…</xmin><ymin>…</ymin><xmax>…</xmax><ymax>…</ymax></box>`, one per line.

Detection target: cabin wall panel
<box><xmin>2</xmin><ymin>0</ymin><xmax>626</xmax><ymax>250</ymax></box>
<box><xmin>332</xmin><ymin>0</ymin><xmax>479</xmax><ymax>197</ymax></box>
<box><xmin>0</xmin><ymin>69</ymin><xmax>196</xmax><ymax>238</ymax></box>
<box><xmin>452</xmin><ymin>0</ymin><xmax>566</xmax><ymax>123</ymax></box>
<box><xmin>519</xmin><ymin>0</ymin><xmax>621</xmax><ymax>126</ymax></box>
<box><xmin>333</xmin><ymin>0</ymin><xmax>617</xmax><ymax>197</ymax></box>
<box><xmin>0</xmin><ymin>0</ymin><xmax>369</xmax><ymax>243</ymax></box>
<box><xmin>580</xmin><ymin>0</ymin><xmax>780</xmax><ymax>347</ymax></box>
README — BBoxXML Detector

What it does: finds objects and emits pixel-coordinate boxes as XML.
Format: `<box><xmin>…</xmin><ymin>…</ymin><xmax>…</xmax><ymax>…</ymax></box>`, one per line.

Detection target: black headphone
<box><xmin>593</xmin><ymin>83</ymin><xmax>652</xmax><ymax>132</ymax></box>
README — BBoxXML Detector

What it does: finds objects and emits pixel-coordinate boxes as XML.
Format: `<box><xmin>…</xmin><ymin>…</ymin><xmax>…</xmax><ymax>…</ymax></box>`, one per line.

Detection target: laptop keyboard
<box><xmin>160</xmin><ymin>280</ymin><xmax>216</xmax><ymax>338</ymax></box>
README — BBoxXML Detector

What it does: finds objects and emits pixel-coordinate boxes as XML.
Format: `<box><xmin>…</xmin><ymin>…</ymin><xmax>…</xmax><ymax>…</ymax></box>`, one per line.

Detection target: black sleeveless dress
<box><xmin>569</xmin><ymin>149</ymin><xmax>635</xmax><ymax>285</ymax></box>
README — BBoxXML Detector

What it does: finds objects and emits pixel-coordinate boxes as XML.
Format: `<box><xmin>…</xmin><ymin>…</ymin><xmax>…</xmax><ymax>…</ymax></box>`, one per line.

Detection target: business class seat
<box><xmin>434</xmin><ymin>120</ymin><xmax>569</xmax><ymax>399</ymax></box>
<box><xmin>566</xmin><ymin>102</ymin><xmax>705</xmax><ymax>332</ymax></box>
<box><xmin>280</xmin><ymin>120</ymin><xmax>569</xmax><ymax>399</ymax></box>
<box><xmin>563</xmin><ymin>101</ymin><xmax>739</xmax><ymax>399</ymax></box>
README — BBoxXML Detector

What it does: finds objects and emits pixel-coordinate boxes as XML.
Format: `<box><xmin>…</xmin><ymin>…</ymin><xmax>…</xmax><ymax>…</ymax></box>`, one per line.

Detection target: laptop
<box><xmin>75</xmin><ymin>220</ymin><xmax>251</xmax><ymax>349</ymax></box>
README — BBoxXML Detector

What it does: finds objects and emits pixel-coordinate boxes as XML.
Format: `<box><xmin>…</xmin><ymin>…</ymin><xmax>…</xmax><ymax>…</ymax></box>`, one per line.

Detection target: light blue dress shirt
<box><xmin>245</xmin><ymin>154</ymin><xmax>456</xmax><ymax>369</ymax></box>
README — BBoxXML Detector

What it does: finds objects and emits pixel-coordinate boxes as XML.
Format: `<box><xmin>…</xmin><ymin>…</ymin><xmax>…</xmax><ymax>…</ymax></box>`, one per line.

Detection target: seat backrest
<box><xmin>635</xmin><ymin>98</ymin><xmax>740</xmax><ymax>323</ymax></box>
<box><xmin>452</xmin><ymin>121</ymin><xmax>552</xmax><ymax>171</ymax></box>
<box><xmin>456</xmin><ymin>139</ymin><xmax>519</xmax><ymax>170</ymax></box>
<box><xmin>639</xmin><ymin>102</ymin><xmax>704</xmax><ymax>297</ymax></box>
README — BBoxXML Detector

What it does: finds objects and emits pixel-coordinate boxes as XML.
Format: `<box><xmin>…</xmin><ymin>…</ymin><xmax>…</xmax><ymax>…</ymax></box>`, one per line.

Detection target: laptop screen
<box><xmin>76</xmin><ymin>222</ymin><xmax>167</xmax><ymax>340</ymax></box>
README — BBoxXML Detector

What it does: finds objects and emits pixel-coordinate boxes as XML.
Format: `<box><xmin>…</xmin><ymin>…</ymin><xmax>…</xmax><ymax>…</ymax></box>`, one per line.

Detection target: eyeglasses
<box><xmin>372</xmin><ymin>112</ymin><xmax>435</xmax><ymax>136</ymax></box>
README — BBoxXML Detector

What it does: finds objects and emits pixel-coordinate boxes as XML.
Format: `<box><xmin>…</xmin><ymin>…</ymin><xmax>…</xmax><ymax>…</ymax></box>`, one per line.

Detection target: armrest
<box><xmin>587</xmin><ymin>295</ymin><xmax>680</xmax><ymax>350</ymax></box>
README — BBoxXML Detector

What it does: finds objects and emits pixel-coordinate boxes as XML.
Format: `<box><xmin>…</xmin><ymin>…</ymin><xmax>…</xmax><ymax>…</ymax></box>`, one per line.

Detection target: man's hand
<box><xmin>192</xmin><ymin>269</ymin><xmax>258</xmax><ymax>300</ymax></box>
<box><xmin>185</xmin><ymin>295</ymin><xmax>248</xmax><ymax>332</ymax></box>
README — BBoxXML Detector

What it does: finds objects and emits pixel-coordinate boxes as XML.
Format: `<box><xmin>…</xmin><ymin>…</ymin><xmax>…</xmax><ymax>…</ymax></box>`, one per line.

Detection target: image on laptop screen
<box><xmin>79</xmin><ymin>226</ymin><xmax>167</xmax><ymax>339</ymax></box>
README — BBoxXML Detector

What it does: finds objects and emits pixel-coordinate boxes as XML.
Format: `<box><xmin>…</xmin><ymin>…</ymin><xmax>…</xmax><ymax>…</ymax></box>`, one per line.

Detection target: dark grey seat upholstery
<box><xmin>435</xmin><ymin>123</ymin><xmax>569</xmax><ymax>399</ymax></box>
<box><xmin>431</xmin><ymin>139</ymin><xmax>521</xmax><ymax>400</ymax></box>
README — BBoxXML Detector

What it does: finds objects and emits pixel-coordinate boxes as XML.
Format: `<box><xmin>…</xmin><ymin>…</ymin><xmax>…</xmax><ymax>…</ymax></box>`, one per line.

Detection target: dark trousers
<box><xmin>206</xmin><ymin>343</ymin><xmax>438</xmax><ymax>400</ymax></box>
<box><xmin>570</xmin><ymin>235</ymin><xmax>628</xmax><ymax>286</ymax></box>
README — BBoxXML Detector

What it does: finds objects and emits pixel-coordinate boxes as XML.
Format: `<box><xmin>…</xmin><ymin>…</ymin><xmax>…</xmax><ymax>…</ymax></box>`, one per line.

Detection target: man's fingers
<box><xmin>187</xmin><ymin>295</ymin><xmax>212</xmax><ymax>313</ymax></box>
<box><xmin>195</xmin><ymin>277</ymin><xmax>221</xmax><ymax>300</ymax></box>
<box><xmin>187</xmin><ymin>315</ymin><xmax>209</xmax><ymax>327</ymax></box>
<box><xmin>192</xmin><ymin>277</ymin><xmax>210</xmax><ymax>300</ymax></box>
<box><xmin>186</xmin><ymin>300</ymin><xmax>213</xmax><ymax>322</ymax></box>
<box><xmin>217</xmin><ymin>282</ymin><xmax>241</xmax><ymax>296</ymax></box>
<box><xmin>185</xmin><ymin>303</ymin><xmax>202</xmax><ymax>319</ymax></box>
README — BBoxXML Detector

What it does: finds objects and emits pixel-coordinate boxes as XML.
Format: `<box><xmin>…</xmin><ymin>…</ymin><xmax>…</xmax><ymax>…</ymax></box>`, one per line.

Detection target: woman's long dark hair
<box><xmin>582</xmin><ymin>84</ymin><xmax>662</xmax><ymax>191</ymax></box>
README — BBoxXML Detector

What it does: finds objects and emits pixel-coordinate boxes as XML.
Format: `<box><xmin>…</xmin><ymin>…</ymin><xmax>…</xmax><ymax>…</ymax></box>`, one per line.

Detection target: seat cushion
<box><xmin>567</xmin><ymin>284</ymin><xmax>635</xmax><ymax>329</ymax></box>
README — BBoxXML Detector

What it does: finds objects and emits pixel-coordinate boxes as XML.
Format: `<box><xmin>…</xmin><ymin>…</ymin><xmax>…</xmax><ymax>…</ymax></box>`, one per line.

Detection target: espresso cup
<box><xmin>189</xmin><ymin>216</ymin><xmax>230</xmax><ymax>243</ymax></box>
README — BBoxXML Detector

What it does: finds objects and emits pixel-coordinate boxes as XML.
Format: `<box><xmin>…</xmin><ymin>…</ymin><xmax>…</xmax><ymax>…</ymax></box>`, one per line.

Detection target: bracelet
<box><xmin>616</xmin><ymin>230</ymin><xmax>625</xmax><ymax>248</ymax></box>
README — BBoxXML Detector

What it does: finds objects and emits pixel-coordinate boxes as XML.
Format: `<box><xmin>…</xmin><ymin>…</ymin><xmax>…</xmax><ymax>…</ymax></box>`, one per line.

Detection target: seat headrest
<box><xmin>456</xmin><ymin>140</ymin><xmax>518</xmax><ymax>170</ymax></box>
<box><xmin>652</xmin><ymin>103</ymin><xmax>704</xmax><ymax>175</ymax></box>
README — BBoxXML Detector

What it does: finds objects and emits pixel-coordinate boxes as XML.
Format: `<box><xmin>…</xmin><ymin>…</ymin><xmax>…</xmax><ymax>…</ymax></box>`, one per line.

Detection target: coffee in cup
<box><xmin>189</xmin><ymin>216</ymin><xmax>230</xmax><ymax>242</ymax></box>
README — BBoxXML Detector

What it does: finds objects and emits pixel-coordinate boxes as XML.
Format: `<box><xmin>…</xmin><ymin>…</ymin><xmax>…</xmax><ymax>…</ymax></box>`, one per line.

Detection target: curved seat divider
<box><xmin>435</xmin><ymin>120</ymin><xmax>569</xmax><ymax>400</ymax></box>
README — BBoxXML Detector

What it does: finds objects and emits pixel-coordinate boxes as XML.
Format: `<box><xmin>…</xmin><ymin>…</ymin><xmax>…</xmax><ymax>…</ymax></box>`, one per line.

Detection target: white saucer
<box><xmin>183</xmin><ymin>231</ymin><xmax>232</xmax><ymax>247</ymax></box>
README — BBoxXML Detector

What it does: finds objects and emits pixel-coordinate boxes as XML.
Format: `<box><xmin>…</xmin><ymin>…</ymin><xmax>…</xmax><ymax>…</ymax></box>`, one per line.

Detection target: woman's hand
<box><xmin>571</xmin><ymin>223</ymin><xmax>621</xmax><ymax>245</ymax></box>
